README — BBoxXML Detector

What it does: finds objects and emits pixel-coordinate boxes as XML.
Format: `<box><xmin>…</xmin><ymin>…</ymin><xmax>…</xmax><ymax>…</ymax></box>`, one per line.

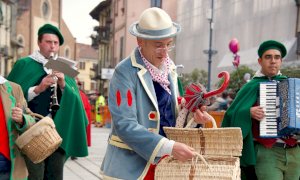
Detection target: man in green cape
<box><xmin>222</xmin><ymin>40</ymin><xmax>300</xmax><ymax>180</ymax></box>
<box><xmin>7</xmin><ymin>24</ymin><xmax>88</xmax><ymax>180</ymax></box>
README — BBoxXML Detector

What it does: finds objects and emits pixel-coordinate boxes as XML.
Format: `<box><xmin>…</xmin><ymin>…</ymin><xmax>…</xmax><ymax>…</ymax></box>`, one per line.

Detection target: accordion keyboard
<box><xmin>259</xmin><ymin>82</ymin><xmax>279</xmax><ymax>137</ymax></box>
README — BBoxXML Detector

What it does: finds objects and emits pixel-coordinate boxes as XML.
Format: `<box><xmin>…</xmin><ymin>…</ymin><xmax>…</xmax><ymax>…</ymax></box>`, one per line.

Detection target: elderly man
<box><xmin>100</xmin><ymin>7</ymin><xmax>211</xmax><ymax>179</ymax></box>
<box><xmin>222</xmin><ymin>40</ymin><xmax>300</xmax><ymax>180</ymax></box>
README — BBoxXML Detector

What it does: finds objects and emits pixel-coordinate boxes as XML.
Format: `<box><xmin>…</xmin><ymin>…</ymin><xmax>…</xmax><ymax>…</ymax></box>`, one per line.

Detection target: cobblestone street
<box><xmin>64</xmin><ymin>126</ymin><xmax>110</xmax><ymax>180</ymax></box>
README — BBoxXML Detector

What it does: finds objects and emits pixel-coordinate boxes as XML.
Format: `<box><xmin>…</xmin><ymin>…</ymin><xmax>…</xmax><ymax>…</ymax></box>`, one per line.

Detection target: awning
<box><xmin>217</xmin><ymin>38</ymin><xmax>297</xmax><ymax>68</ymax></box>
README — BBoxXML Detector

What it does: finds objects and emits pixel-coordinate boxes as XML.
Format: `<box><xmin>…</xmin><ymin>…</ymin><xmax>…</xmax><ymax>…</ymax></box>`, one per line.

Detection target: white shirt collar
<box><xmin>29</xmin><ymin>51</ymin><xmax>57</xmax><ymax>74</ymax></box>
<box><xmin>253</xmin><ymin>69</ymin><xmax>282</xmax><ymax>78</ymax></box>
<box><xmin>0</xmin><ymin>76</ymin><xmax>7</xmax><ymax>84</ymax></box>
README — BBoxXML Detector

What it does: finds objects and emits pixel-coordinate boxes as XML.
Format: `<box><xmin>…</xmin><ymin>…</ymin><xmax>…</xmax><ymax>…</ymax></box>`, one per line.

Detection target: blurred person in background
<box><xmin>95</xmin><ymin>94</ymin><xmax>106</xmax><ymax>127</ymax></box>
<box><xmin>71</xmin><ymin>78</ymin><xmax>92</xmax><ymax>160</ymax></box>
<box><xmin>207</xmin><ymin>91</ymin><xmax>229</xmax><ymax>111</ymax></box>
<box><xmin>77</xmin><ymin>79</ymin><xmax>92</xmax><ymax>147</ymax></box>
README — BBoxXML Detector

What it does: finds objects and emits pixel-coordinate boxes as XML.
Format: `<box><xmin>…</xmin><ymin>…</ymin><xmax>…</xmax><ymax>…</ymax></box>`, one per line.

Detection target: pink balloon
<box><xmin>229</xmin><ymin>38</ymin><xmax>239</xmax><ymax>54</ymax></box>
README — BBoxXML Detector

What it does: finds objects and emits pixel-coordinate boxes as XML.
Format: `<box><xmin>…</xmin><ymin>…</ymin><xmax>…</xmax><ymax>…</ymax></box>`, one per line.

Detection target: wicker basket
<box><xmin>15</xmin><ymin>114</ymin><xmax>62</xmax><ymax>164</ymax></box>
<box><xmin>155</xmin><ymin>116</ymin><xmax>242</xmax><ymax>180</ymax></box>
<box><xmin>155</xmin><ymin>155</ymin><xmax>240</xmax><ymax>180</ymax></box>
<box><xmin>163</xmin><ymin>126</ymin><xmax>242</xmax><ymax>157</ymax></box>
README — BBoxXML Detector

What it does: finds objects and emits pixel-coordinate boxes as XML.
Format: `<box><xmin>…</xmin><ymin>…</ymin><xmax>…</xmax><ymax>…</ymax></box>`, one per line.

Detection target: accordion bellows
<box><xmin>259</xmin><ymin>78</ymin><xmax>300</xmax><ymax>138</ymax></box>
<box><xmin>16</xmin><ymin>116</ymin><xmax>62</xmax><ymax>164</ymax></box>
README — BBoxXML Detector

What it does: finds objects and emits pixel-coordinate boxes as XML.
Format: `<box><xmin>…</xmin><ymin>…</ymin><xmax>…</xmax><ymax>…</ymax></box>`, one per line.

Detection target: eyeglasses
<box><xmin>154</xmin><ymin>44</ymin><xmax>176</xmax><ymax>54</ymax></box>
<box><xmin>263</xmin><ymin>54</ymin><xmax>282</xmax><ymax>60</ymax></box>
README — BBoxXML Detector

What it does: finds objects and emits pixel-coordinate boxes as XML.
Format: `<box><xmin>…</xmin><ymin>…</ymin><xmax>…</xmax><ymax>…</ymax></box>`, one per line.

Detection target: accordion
<box><xmin>259</xmin><ymin>78</ymin><xmax>300</xmax><ymax>138</ymax></box>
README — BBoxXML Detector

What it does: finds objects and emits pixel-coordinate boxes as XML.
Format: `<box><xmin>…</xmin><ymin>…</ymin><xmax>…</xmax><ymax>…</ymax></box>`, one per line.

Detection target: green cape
<box><xmin>8</xmin><ymin>57</ymin><xmax>88</xmax><ymax>157</ymax></box>
<box><xmin>177</xmin><ymin>78</ymin><xmax>184</xmax><ymax>96</ymax></box>
<box><xmin>221</xmin><ymin>75</ymin><xmax>287</xmax><ymax>166</ymax></box>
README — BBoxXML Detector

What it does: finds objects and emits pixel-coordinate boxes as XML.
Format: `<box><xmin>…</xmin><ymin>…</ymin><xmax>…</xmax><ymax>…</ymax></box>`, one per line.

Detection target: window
<box><xmin>114</xmin><ymin>0</ymin><xmax>118</xmax><ymax>16</ymax></box>
<box><xmin>119</xmin><ymin>36</ymin><xmax>124</xmax><ymax>60</ymax></box>
<box><xmin>64</xmin><ymin>47</ymin><xmax>70</xmax><ymax>58</ymax></box>
<box><xmin>80</xmin><ymin>81</ymin><xmax>85</xmax><ymax>90</ymax></box>
<box><xmin>17</xmin><ymin>35</ymin><xmax>25</xmax><ymax>55</ymax></box>
<box><xmin>91</xmin><ymin>81</ymin><xmax>97</xmax><ymax>91</ymax></box>
<box><xmin>121</xmin><ymin>0</ymin><xmax>125</xmax><ymax>15</ymax></box>
<box><xmin>41</xmin><ymin>0</ymin><xmax>50</xmax><ymax>19</ymax></box>
<box><xmin>0</xmin><ymin>1</ymin><xmax>3</xmax><ymax>24</ymax></box>
<box><xmin>151</xmin><ymin>0</ymin><xmax>162</xmax><ymax>8</ymax></box>
<box><xmin>79</xmin><ymin>62</ymin><xmax>86</xmax><ymax>70</ymax></box>
<box><xmin>17</xmin><ymin>36</ymin><xmax>24</xmax><ymax>45</ymax></box>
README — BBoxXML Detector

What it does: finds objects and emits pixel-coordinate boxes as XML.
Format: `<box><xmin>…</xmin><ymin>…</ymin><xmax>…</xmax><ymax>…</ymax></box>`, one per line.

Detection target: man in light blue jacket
<box><xmin>100</xmin><ymin>7</ymin><xmax>211</xmax><ymax>179</ymax></box>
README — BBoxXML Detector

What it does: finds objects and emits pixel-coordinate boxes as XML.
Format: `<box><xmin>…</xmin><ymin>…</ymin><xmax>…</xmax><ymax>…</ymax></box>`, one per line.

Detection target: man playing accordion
<box><xmin>222</xmin><ymin>40</ymin><xmax>300</xmax><ymax>180</ymax></box>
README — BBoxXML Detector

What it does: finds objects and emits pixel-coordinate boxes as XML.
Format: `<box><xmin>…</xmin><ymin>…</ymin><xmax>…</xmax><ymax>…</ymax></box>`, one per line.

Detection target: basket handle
<box><xmin>31</xmin><ymin>113</ymin><xmax>45</xmax><ymax>120</ymax></box>
<box><xmin>189</xmin><ymin>152</ymin><xmax>211</xmax><ymax>179</ymax></box>
<box><xmin>185</xmin><ymin>111</ymin><xmax>217</xmax><ymax>128</ymax></box>
<box><xmin>193</xmin><ymin>152</ymin><xmax>209</xmax><ymax>167</ymax></box>
<box><xmin>24</xmin><ymin>108</ymin><xmax>44</xmax><ymax>119</ymax></box>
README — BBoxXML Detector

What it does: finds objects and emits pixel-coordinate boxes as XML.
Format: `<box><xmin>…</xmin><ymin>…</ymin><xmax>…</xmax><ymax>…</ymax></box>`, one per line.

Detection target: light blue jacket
<box><xmin>100</xmin><ymin>48</ymin><xmax>180</xmax><ymax>179</ymax></box>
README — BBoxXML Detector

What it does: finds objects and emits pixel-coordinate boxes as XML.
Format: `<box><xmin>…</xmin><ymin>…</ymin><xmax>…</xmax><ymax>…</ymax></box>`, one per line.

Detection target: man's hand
<box><xmin>171</xmin><ymin>142</ymin><xmax>195</xmax><ymax>162</ymax></box>
<box><xmin>53</xmin><ymin>71</ymin><xmax>65</xmax><ymax>89</ymax></box>
<box><xmin>250</xmin><ymin>106</ymin><xmax>265</xmax><ymax>121</ymax></box>
<box><xmin>34</xmin><ymin>74</ymin><xmax>56</xmax><ymax>94</ymax></box>
<box><xmin>34</xmin><ymin>71</ymin><xmax>65</xmax><ymax>94</ymax></box>
<box><xmin>193</xmin><ymin>106</ymin><xmax>212</xmax><ymax>124</ymax></box>
<box><xmin>11</xmin><ymin>103</ymin><xmax>24</xmax><ymax>125</ymax></box>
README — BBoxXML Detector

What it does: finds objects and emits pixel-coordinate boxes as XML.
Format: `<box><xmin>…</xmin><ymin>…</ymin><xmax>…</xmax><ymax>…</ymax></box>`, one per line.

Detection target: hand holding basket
<box><xmin>15</xmin><ymin>112</ymin><xmax>62</xmax><ymax>164</ymax></box>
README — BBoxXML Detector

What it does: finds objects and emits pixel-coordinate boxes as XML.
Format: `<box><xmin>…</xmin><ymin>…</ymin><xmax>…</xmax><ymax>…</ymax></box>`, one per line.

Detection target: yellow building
<box><xmin>76</xmin><ymin>43</ymin><xmax>99</xmax><ymax>94</ymax></box>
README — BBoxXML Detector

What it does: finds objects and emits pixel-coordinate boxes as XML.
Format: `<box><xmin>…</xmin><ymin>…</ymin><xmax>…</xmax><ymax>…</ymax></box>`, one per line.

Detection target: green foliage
<box><xmin>179</xmin><ymin>65</ymin><xmax>300</xmax><ymax>99</ymax></box>
<box><xmin>281</xmin><ymin>66</ymin><xmax>300</xmax><ymax>78</ymax></box>
<box><xmin>180</xmin><ymin>69</ymin><xmax>208</xmax><ymax>89</ymax></box>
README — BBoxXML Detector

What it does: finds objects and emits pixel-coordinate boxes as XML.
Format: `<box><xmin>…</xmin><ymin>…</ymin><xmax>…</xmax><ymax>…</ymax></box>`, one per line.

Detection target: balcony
<box><xmin>91</xmin><ymin>26</ymin><xmax>110</xmax><ymax>48</ymax></box>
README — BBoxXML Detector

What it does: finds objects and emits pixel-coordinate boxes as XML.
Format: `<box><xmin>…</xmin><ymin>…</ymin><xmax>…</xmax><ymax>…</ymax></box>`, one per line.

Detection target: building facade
<box><xmin>16</xmin><ymin>0</ymin><xmax>76</xmax><ymax>60</ymax></box>
<box><xmin>0</xmin><ymin>0</ymin><xmax>99</xmax><ymax>95</ymax></box>
<box><xmin>90</xmin><ymin>0</ymin><xmax>177</xmax><ymax>95</ymax></box>
<box><xmin>110</xmin><ymin>0</ymin><xmax>177</xmax><ymax>65</ymax></box>
<box><xmin>76</xmin><ymin>43</ymin><xmax>99</xmax><ymax>93</ymax></box>
<box><xmin>0</xmin><ymin>0</ymin><xmax>20</xmax><ymax>77</ymax></box>
<box><xmin>176</xmin><ymin>0</ymin><xmax>300</xmax><ymax>87</ymax></box>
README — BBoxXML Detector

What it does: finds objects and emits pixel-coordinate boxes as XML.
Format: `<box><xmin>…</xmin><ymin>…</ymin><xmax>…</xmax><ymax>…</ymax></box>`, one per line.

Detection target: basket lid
<box><xmin>163</xmin><ymin>127</ymin><xmax>243</xmax><ymax>157</ymax></box>
<box><xmin>15</xmin><ymin>117</ymin><xmax>56</xmax><ymax>148</ymax></box>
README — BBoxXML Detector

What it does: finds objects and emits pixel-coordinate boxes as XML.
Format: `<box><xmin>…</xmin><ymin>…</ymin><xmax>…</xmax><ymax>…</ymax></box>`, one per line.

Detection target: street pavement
<box><xmin>63</xmin><ymin>125</ymin><xmax>110</xmax><ymax>180</ymax></box>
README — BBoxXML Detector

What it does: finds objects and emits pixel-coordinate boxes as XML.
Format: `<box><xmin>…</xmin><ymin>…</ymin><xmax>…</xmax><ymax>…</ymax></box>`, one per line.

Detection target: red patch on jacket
<box><xmin>116</xmin><ymin>90</ymin><xmax>121</xmax><ymax>106</ymax></box>
<box><xmin>149</xmin><ymin>112</ymin><xmax>156</xmax><ymax>119</ymax></box>
<box><xmin>127</xmin><ymin>90</ymin><xmax>132</xmax><ymax>107</ymax></box>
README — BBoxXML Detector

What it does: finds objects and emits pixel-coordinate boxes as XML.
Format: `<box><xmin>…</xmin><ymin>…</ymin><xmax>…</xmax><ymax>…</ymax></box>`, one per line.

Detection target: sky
<box><xmin>62</xmin><ymin>0</ymin><xmax>103</xmax><ymax>45</ymax></box>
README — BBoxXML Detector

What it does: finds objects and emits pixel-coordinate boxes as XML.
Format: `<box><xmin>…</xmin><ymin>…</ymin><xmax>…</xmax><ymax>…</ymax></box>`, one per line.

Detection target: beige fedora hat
<box><xmin>129</xmin><ymin>7</ymin><xmax>181</xmax><ymax>40</ymax></box>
